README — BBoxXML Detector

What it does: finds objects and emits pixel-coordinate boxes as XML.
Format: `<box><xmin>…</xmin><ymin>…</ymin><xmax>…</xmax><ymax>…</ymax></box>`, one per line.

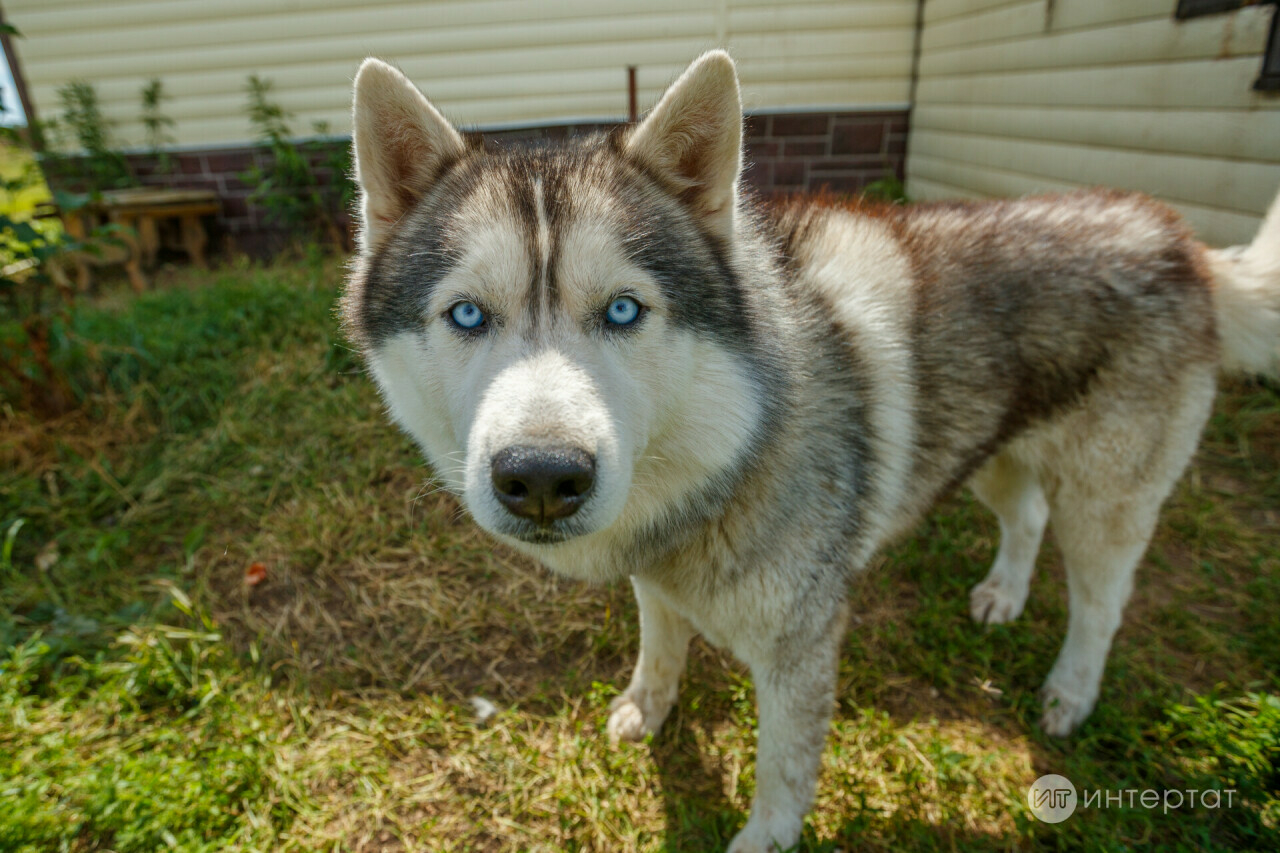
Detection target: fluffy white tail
<box><xmin>1206</xmin><ymin>191</ymin><xmax>1280</xmax><ymax>376</ymax></box>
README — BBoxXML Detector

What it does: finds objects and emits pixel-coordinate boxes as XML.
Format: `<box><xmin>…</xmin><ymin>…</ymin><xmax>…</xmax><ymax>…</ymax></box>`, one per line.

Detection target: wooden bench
<box><xmin>60</xmin><ymin>188</ymin><xmax>220</xmax><ymax>292</ymax></box>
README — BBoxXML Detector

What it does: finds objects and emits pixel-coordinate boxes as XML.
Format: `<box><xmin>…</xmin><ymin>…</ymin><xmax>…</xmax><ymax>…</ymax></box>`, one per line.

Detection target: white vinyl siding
<box><xmin>909</xmin><ymin>0</ymin><xmax>1280</xmax><ymax>246</ymax></box>
<box><xmin>6</xmin><ymin>0</ymin><xmax>917</xmax><ymax>148</ymax></box>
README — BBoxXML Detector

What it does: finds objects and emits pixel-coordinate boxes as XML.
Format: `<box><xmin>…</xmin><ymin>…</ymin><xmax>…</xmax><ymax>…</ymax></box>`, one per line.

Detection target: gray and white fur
<box><xmin>342</xmin><ymin>51</ymin><xmax>1280</xmax><ymax>852</ymax></box>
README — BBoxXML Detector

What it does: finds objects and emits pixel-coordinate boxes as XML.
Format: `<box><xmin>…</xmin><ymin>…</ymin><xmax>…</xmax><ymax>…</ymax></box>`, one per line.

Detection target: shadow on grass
<box><xmin>637</xmin><ymin>687</ymin><xmax>1276</xmax><ymax>851</ymax></box>
<box><xmin>651</xmin><ymin>728</ymin><xmax>742</xmax><ymax>851</ymax></box>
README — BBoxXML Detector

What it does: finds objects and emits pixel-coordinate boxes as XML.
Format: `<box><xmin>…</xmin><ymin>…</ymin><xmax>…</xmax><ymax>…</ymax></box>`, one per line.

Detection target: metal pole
<box><xmin>627</xmin><ymin>66</ymin><xmax>638</xmax><ymax>123</ymax></box>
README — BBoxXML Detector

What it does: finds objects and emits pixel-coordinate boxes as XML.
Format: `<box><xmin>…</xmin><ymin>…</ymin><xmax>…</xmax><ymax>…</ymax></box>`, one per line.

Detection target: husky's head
<box><xmin>343</xmin><ymin>52</ymin><xmax>768</xmax><ymax>568</ymax></box>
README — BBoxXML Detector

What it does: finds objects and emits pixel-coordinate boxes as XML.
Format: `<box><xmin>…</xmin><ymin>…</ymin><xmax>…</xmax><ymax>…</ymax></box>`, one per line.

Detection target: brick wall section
<box><xmin>483</xmin><ymin>110</ymin><xmax>910</xmax><ymax>196</ymax></box>
<box><xmin>133</xmin><ymin>146</ymin><xmax>274</xmax><ymax>251</ymax></box>
<box><xmin>125</xmin><ymin>142</ymin><xmax>353</xmax><ymax>257</ymax></box>
<box><xmin>742</xmin><ymin>110</ymin><xmax>908</xmax><ymax>195</ymax></box>
<box><xmin>42</xmin><ymin>141</ymin><xmax>353</xmax><ymax>257</ymax></box>
<box><xmin>41</xmin><ymin>109</ymin><xmax>908</xmax><ymax>258</ymax></box>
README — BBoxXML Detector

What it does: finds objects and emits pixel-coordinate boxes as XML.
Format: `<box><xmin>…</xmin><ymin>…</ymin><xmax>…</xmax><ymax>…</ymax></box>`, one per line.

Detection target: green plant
<box><xmin>0</xmin><ymin>212</ymin><xmax>74</xmax><ymax>412</ymax></box>
<box><xmin>0</xmin><ymin>135</ymin><xmax>128</xmax><ymax>414</ymax></box>
<box><xmin>0</xmin><ymin>198</ymin><xmax>129</xmax><ymax>415</ymax></box>
<box><xmin>241</xmin><ymin>76</ymin><xmax>349</xmax><ymax>249</ymax></box>
<box><xmin>1158</xmin><ymin>691</ymin><xmax>1280</xmax><ymax>819</ymax></box>
<box><xmin>0</xmin><ymin>135</ymin><xmax>74</xmax><ymax>414</ymax></box>
<box><xmin>861</xmin><ymin>173</ymin><xmax>910</xmax><ymax>204</ymax></box>
<box><xmin>41</xmin><ymin>81</ymin><xmax>136</xmax><ymax>195</ymax></box>
<box><xmin>139</xmin><ymin>78</ymin><xmax>175</xmax><ymax>175</ymax></box>
<box><xmin>311</xmin><ymin>119</ymin><xmax>357</xmax><ymax>222</ymax></box>
<box><xmin>0</xmin><ymin>603</ymin><xmax>297</xmax><ymax>852</ymax></box>
<box><xmin>0</xmin><ymin>128</ymin><xmax>51</xmax><ymax>220</ymax></box>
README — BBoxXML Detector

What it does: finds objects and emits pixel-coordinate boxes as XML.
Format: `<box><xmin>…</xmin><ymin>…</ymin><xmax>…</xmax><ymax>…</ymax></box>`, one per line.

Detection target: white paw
<box><xmin>726</xmin><ymin>837</ymin><xmax>777</xmax><ymax>853</ymax></box>
<box><xmin>1039</xmin><ymin>682</ymin><xmax>1096</xmax><ymax>737</ymax></box>
<box><xmin>969</xmin><ymin>574</ymin><xmax>1028</xmax><ymax>625</ymax></box>
<box><xmin>727</xmin><ymin>811</ymin><xmax>802</xmax><ymax>853</ymax></box>
<box><xmin>606</xmin><ymin>685</ymin><xmax>676</xmax><ymax>743</ymax></box>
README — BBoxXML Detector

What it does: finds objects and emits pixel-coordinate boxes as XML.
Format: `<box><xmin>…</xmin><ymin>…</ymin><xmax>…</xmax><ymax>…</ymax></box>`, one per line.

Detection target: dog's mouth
<box><xmin>493</xmin><ymin>518</ymin><xmax>585</xmax><ymax>546</ymax></box>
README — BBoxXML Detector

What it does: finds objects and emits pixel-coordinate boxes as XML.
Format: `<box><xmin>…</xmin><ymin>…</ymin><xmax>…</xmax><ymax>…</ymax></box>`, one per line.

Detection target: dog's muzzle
<box><xmin>490</xmin><ymin>445</ymin><xmax>595</xmax><ymax>526</ymax></box>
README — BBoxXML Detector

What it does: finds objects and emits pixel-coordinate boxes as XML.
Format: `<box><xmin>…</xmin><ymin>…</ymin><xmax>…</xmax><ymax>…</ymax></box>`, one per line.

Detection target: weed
<box><xmin>0</xmin><ymin>146</ymin><xmax>135</xmax><ymax>415</ymax></box>
<box><xmin>861</xmin><ymin>174</ymin><xmax>910</xmax><ymax>204</ymax></box>
<box><xmin>139</xmin><ymin>78</ymin><xmax>176</xmax><ymax>176</ymax></box>
<box><xmin>39</xmin><ymin>81</ymin><xmax>136</xmax><ymax>195</ymax></box>
<box><xmin>242</xmin><ymin>76</ymin><xmax>351</xmax><ymax>249</ymax></box>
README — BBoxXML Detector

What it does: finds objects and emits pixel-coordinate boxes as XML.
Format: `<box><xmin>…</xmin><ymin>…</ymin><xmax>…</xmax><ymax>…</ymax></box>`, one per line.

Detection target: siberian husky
<box><xmin>341</xmin><ymin>51</ymin><xmax>1280</xmax><ymax>851</ymax></box>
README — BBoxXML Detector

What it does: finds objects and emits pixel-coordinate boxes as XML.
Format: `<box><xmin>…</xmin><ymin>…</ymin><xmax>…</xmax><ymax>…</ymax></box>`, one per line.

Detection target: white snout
<box><xmin>464</xmin><ymin>347</ymin><xmax>632</xmax><ymax>541</ymax></box>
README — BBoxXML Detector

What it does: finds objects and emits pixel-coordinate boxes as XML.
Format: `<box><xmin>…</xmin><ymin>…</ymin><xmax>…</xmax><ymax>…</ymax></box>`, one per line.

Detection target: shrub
<box><xmin>39</xmin><ymin>81</ymin><xmax>136</xmax><ymax>195</ymax></box>
<box><xmin>139</xmin><ymin>78</ymin><xmax>176</xmax><ymax>175</ymax></box>
<box><xmin>242</xmin><ymin>75</ymin><xmax>353</xmax><ymax>249</ymax></box>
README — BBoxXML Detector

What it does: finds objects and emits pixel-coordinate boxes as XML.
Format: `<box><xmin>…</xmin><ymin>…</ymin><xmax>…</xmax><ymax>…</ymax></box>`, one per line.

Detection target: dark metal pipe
<box><xmin>627</xmin><ymin>66</ymin><xmax>638</xmax><ymax>123</ymax></box>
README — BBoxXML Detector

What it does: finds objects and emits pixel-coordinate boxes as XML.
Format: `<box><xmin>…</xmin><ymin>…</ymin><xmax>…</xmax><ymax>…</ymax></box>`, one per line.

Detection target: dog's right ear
<box><xmin>351</xmin><ymin>59</ymin><xmax>466</xmax><ymax>253</ymax></box>
<box><xmin>625</xmin><ymin>51</ymin><xmax>743</xmax><ymax>241</ymax></box>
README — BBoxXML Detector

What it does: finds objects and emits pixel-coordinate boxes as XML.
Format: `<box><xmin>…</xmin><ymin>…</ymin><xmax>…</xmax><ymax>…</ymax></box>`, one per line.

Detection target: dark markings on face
<box><xmin>348</xmin><ymin>133</ymin><xmax>808</xmax><ymax>572</ymax></box>
<box><xmin>349</xmin><ymin>133</ymin><xmax>774</xmax><ymax>362</ymax></box>
<box><xmin>505</xmin><ymin>171</ymin><xmax>542</xmax><ymax>325</ymax></box>
<box><xmin>609</xmin><ymin>160</ymin><xmax>763</xmax><ymax>356</ymax></box>
<box><xmin>508</xmin><ymin>158</ymin><xmax>572</xmax><ymax>328</ymax></box>
<box><xmin>542</xmin><ymin>171</ymin><xmax>567</xmax><ymax>314</ymax></box>
<box><xmin>354</xmin><ymin>149</ymin><xmax>487</xmax><ymax>347</ymax></box>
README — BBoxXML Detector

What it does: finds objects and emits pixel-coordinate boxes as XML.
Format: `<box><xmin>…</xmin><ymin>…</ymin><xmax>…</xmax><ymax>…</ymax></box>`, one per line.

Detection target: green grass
<box><xmin>1</xmin><ymin>259</ymin><xmax>1278</xmax><ymax>851</ymax></box>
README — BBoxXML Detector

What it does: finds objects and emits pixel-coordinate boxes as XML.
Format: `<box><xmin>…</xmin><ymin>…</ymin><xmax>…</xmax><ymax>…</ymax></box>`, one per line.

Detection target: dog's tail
<box><xmin>1206</xmin><ymin>190</ymin><xmax>1280</xmax><ymax>377</ymax></box>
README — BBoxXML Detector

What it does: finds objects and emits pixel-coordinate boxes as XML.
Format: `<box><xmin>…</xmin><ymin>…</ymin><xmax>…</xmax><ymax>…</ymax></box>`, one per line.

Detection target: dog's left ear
<box><xmin>625</xmin><ymin>50</ymin><xmax>743</xmax><ymax>240</ymax></box>
<box><xmin>351</xmin><ymin>58</ymin><xmax>467</xmax><ymax>253</ymax></box>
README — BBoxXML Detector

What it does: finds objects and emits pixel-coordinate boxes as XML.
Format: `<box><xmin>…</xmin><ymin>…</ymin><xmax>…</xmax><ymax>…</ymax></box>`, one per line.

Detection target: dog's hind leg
<box><xmin>1037</xmin><ymin>369</ymin><xmax>1215</xmax><ymax>736</ymax></box>
<box><xmin>968</xmin><ymin>451</ymin><xmax>1048</xmax><ymax>625</ymax></box>
<box><xmin>1038</xmin><ymin>488</ymin><xmax>1160</xmax><ymax>736</ymax></box>
<box><xmin>607</xmin><ymin>576</ymin><xmax>696</xmax><ymax>742</ymax></box>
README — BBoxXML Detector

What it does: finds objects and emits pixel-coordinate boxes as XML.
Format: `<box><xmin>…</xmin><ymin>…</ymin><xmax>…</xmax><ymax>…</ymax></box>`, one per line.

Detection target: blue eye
<box><xmin>449</xmin><ymin>301</ymin><xmax>485</xmax><ymax>330</ymax></box>
<box><xmin>605</xmin><ymin>296</ymin><xmax>642</xmax><ymax>326</ymax></box>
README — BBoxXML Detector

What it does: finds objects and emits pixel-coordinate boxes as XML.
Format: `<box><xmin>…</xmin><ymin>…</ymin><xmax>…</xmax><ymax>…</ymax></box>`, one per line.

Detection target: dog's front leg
<box><xmin>608</xmin><ymin>576</ymin><xmax>696</xmax><ymax>741</ymax></box>
<box><xmin>728</xmin><ymin>611</ymin><xmax>845</xmax><ymax>853</ymax></box>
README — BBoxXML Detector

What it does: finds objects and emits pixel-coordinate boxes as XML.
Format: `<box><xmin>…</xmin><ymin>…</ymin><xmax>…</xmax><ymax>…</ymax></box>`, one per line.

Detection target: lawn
<box><xmin>1</xmin><ymin>258</ymin><xmax>1277</xmax><ymax>852</ymax></box>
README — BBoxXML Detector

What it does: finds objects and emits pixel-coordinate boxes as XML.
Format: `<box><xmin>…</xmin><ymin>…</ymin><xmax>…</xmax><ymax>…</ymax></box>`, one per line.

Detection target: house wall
<box><xmin>908</xmin><ymin>0</ymin><xmax>1280</xmax><ymax>246</ymax></box>
<box><xmin>7</xmin><ymin>0</ymin><xmax>917</xmax><ymax>146</ymax></box>
<box><xmin>9</xmin><ymin>0</ymin><xmax>917</xmax><ymax>254</ymax></box>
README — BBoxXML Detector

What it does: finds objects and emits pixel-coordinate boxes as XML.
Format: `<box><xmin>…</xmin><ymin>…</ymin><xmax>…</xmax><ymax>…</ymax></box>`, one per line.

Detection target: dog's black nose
<box><xmin>490</xmin><ymin>445</ymin><xmax>595</xmax><ymax>525</ymax></box>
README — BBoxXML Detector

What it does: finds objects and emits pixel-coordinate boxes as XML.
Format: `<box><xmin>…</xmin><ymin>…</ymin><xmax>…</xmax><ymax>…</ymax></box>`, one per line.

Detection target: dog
<box><xmin>340</xmin><ymin>51</ymin><xmax>1280</xmax><ymax>852</ymax></box>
